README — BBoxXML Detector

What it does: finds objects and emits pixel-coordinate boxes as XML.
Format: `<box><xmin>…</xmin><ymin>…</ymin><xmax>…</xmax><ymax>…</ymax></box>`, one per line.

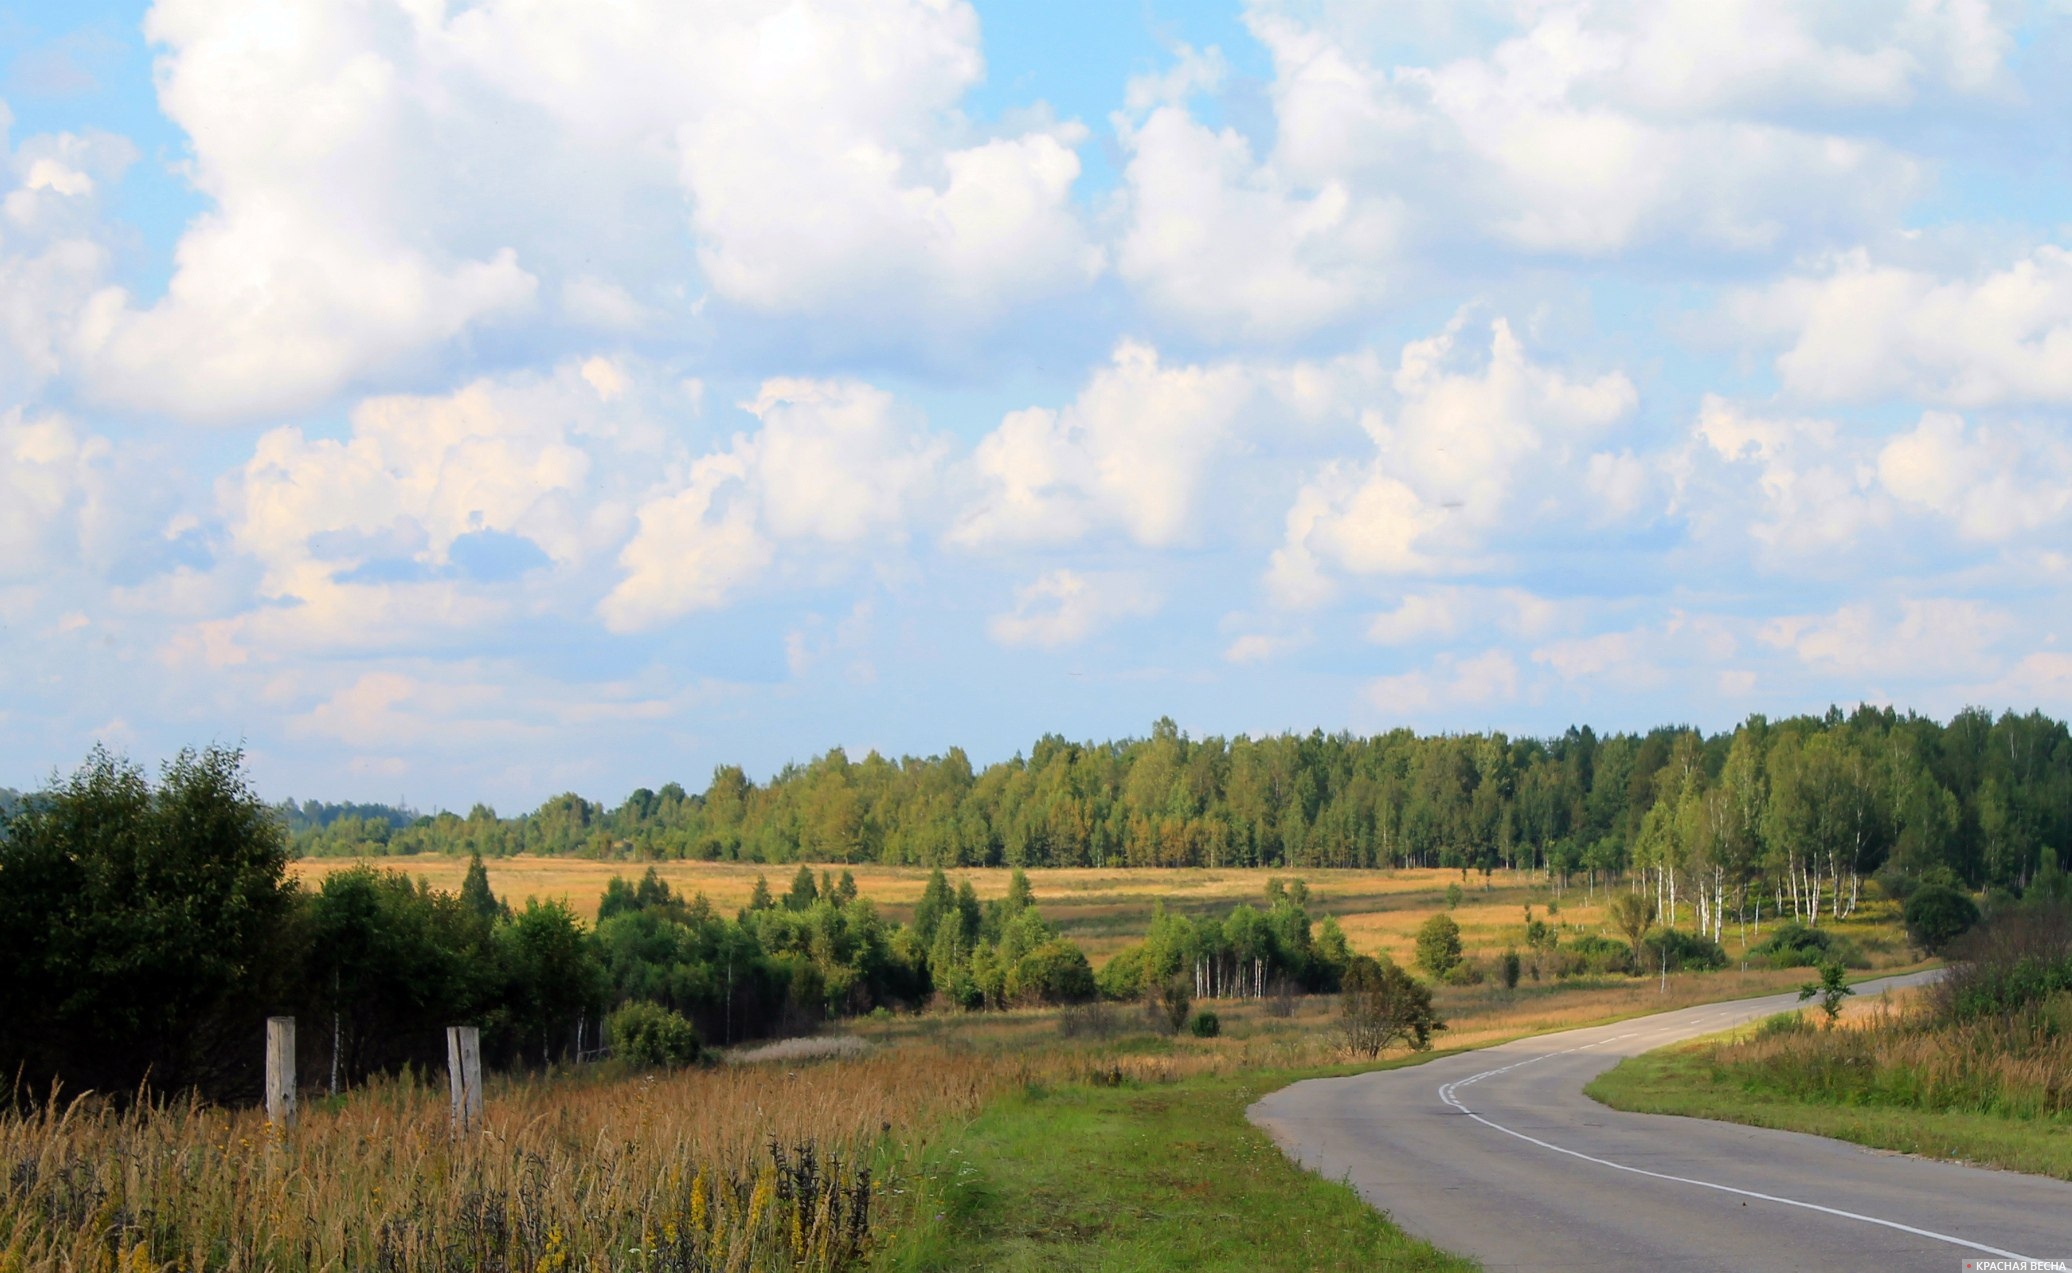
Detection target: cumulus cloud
<box><xmin>1269</xmin><ymin>314</ymin><xmax>1640</xmax><ymax>603</ymax></box>
<box><xmin>987</xmin><ymin>570</ymin><xmax>1159</xmax><ymax>649</ymax></box>
<box><xmin>1677</xmin><ymin>394</ymin><xmax>1888</xmax><ymax>555</ymax></box>
<box><xmin>54</xmin><ymin>0</ymin><xmax>1100</xmax><ymax>423</ymax></box>
<box><xmin>1112</xmin><ymin>0</ymin><xmax>1985</xmax><ymax>339</ymax></box>
<box><xmin>0</xmin><ymin>408</ymin><xmax>113</xmax><ymax>581</ymax></box>
<box><xmin>952</xmin><ymin>341</ymin><xmax>1258</xmax><ymax>550</ymax></box>
<box><xmin>1734</xmin><ymin>247</ymin><xmax>2072</xmax><ymax>407</ymax></box>
<box><xmin>602</xmin><ymin>377</ymin><xmax>943</xmax><ymax>632</ymax></box>
<box><xmin>1877</xmin><ymin>412</ymin><xmax>2072</xmax><ymax>541</ymax></box>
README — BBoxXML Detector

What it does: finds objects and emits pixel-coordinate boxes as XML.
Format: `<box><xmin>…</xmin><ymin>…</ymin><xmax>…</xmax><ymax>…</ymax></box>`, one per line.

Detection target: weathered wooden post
<box><xmin>265</xmin><ymin>1016</ymin><xmax>296</xmax><ymax>1131</ymax></box>
<box><xmin>446</xmin><ymin>1026</ymin><xmax>483</xmax><ymax>1135</ymax></box>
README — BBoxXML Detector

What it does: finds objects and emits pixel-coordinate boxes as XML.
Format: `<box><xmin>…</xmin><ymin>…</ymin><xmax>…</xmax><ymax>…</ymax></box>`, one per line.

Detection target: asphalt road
<box><xmin>1249</xmin><ymin>973</ymin><xmax>2072</xmax><ymax>1272</ymax></box>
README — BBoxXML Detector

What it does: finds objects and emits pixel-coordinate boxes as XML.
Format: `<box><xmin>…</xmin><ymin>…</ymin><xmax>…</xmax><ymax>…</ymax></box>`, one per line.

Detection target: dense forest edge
<box><xmin>286</xmin><ymin>706</ymin><xmax>2071</xmax><ymax>909</ymax></box>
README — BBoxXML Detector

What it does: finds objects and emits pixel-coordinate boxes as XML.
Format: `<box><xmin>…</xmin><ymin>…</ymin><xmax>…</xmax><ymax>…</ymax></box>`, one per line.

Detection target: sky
<box><xmin>4</xmin><ymin>0</ymin><xmax>2072</xmax><ymax>812</ymax></box>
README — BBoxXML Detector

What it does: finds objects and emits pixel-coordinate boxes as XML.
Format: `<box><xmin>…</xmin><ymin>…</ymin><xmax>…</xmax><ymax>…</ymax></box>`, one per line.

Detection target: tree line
<box><xmin>9</xmin><ymin>746</ymin><xmax>1300</xmax><ymax>1103</ymax></box>
<box><xmin>292</xmin><ymin>707</ymin><xmax>2070</xmax><ymax>920</ymax></box>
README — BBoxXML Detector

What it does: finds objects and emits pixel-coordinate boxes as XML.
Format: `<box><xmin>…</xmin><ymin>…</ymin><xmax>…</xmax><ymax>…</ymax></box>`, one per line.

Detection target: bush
<box><xmin>1640</xmin><ymin>928</ymin><xmax>1728</xmax><ymax>973</ymax></box>
<box><xmin>1905</xmin><ymin>884</ymin><xmax>1981</xmax><ymax>954</ymax></box>
<box><xmin>1146</xmin><ymin>974</ymin><xmax>1191</xmax><ymax>1035</ymax></box>
<box><xmin>607</xmin><ymin>1001</ymin><xmax>700</xmax><ymax>1068</ymax></box>
<box><xmin>1057</xmin><ymin>1002</ymin><xmax>1121</xmax><ymax>1040</ymax></box>
<box><xmin>1935</xmin><ymin>902</ymin><xmax>2072</xmax><ymax>1022</ymax></box>
<box><xmin>1751</xmin><ymin>920</ymin><xmax>1863</xmax><ymax>969</ymax></box>
<box><xmin>1415</xmin><ymin>913</ymin><xmax>1463</xmax><ymax>977</ymax></box>
<box><xmin>1558</xmin><ymin>933</ymin><xmax>1634</xmax><ymax>976</ymax></box>
<box><xmin>1442</xmin><ymin>958</ymin><xmax>1484</xmax><ymax>986</ymax></box>
<box><xmin>1096</xmin><ymin>943</ymin><xmax>1147</xmax><ymax>1001</ymax></box>
<box><xmin>1008</xmin><ymin>939</ymin><xmax>1097</xmax><ymax>1005</ymax></box>
<box><xmin>1752</xmin><ymin>1010</ymin><xmax>1810</xmax><ymax>1039</ymax></box>
<box><xmin>1340</xmin><ymin>955</ymin><xmax>1445</xmax><ymax>1057</ymax></box>
<box><xmin>1189</xmin><ymin>1009</ymin><xmax>1221</xmax><ymax>1038</ymax></box>
<box><xmin>1499</xmin><ymin>949</ymin><xmax>1522</xmax><ymax>990</ymax></box>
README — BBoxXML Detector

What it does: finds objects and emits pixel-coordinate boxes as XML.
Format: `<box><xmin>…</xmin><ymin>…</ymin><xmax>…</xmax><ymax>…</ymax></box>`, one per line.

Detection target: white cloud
<box><xmin>1366</xmin><ymin>586</ymin><xmax>1563</xmax><ymax>645</ymax></box>
<box><xmin>1736</xmin><ymin>247</ymin><xmax>2072</xmax><ymax>407</ymax></box>
<box><xmin>603</xmin><ymin>376</ymin><xmax>943</xmax><ymax>632</ymax></box>
<box><xmin>1759</xmin><ymin>598</ymin><xmax>2011</xmax><ymax>679</ymax></box>
<box><xmin>1877</xmin><ymin>411</ymin><xmax>2072</xmax><ymax>541</ymax></box>
<box><xmin>1680</xmin><ymin>394</ymin><xmax>1888</xmax><ymax>554</ymax></box>
<box><xmin>1270</xmin><ymin>315</ymin><xmax>1640</xmax><ymax>601</ymax></box>
<box><xmin>59</xmin><ymin>0</ymin><xmax>1100</xmax><ymax>422</ymax></box>
<box><xmin>1366</xmin><ymin>648</ymin><xmax>1520</xmax><ymax>715</ymax></box>
<box><xmin>953</xmin><ymin>341</ymin><xmax>1256</xmax><ymax>550</ymax></box>
<box><xmin>0</xmin><ymin>408</ymin><xmax>113</xmax><ymax>581</ymax></box>
<box><xmin>987</xmin><ymin>570</ymin><xmax>1159</xmax><ymax>649</ymax></box>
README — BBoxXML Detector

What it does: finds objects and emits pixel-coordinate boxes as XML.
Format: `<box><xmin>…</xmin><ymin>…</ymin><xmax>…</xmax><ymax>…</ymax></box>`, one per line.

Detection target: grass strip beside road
<box><xmin>874</xmin><ymin>1061</ymin><xmax>1478</xmax><ymax>1272</ymax></box>
<box><xmin>1587</xmin><ymin>1038</ymin><xmax>2072</xmax><ymax>1182</ymax></box>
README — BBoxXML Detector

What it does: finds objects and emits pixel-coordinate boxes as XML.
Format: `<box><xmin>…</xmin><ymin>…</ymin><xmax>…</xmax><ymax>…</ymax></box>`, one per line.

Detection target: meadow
<box><xmin>287</xmin><ymin>857</ymin><xmax>1901</xmax><ymax>972</ymax></box>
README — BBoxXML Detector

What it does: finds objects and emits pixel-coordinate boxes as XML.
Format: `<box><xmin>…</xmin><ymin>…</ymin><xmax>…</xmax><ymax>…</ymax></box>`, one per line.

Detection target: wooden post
<box><xmin>446</xmin><ymin>1026</ymin><xmax>483</xmax><ymax>1135</ymax></box>
<box><xmin>265</xmin><ymin>1016</ymin><xmax>296</xmax><ymax>1131</ymax></box>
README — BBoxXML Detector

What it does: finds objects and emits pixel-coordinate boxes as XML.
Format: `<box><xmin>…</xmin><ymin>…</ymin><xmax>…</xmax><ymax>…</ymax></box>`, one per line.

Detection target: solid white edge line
<box><xmin>1436</xmin><ymin>1046</ymin><xmax>2052</xmax><ymax>1266</ymax></box>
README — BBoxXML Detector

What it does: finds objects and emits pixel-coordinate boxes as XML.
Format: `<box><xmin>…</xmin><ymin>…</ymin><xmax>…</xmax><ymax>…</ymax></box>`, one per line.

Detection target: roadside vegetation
<box><xmin>2</xmin><ymin>715</ymin><xmax>2037</xmax><ymax>1267</ymax></box>
<box><xmin>1590</xmin><ymin>879</ymin><xmax>2072</xmax><ymax>1181</ymax></box>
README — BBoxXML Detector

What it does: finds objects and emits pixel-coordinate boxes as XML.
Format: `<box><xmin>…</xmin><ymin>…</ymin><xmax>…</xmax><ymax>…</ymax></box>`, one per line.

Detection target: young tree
<box><xmin>1340</xmin><ymin>955</ymin><xmax>1445</xmax><ymax>1056</ymax></box>
<box><xmin>1608</xmin><ymin>892</ymin><xmax>1657</xmax><ymax>967</ymax></box>
<box><xmin>1414</xmin><ymin>913</ymin><xmax>1463</xmax><ymax>977</ymax></box>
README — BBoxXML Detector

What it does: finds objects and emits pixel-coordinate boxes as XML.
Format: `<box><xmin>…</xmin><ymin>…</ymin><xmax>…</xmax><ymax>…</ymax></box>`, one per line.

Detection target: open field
<box><xmin>289</xmin><ymin>856</ymin><xmax>1917</xmax><ymax>971</ymax></box>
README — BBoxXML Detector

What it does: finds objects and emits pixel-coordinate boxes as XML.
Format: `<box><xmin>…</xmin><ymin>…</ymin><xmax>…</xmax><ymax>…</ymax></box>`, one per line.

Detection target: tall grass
<box><xmin>0</xmin><ymin>1047</ymin><xmax>1036</xmax><ymax>1272</ymax></box>
<box><xmin>1712</xmin><ymin>994</ymin><xmax>2072</xmax><ymax>1119</ymax></box>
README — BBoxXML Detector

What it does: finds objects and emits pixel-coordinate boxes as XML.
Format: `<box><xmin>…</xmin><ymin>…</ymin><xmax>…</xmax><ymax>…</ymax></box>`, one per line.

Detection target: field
<box><xmin>7</xmin><ymin>862</ymin><xmax>1933</xmax><ymax>1270</ymax></box>
<box><xmin>288</xmin><ymin>857</ymin><xmax>1904</xmax><ymax>971</ymax></box>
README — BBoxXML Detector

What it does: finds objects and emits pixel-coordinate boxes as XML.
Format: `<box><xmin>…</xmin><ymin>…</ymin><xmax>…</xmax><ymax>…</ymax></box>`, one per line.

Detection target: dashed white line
<box><xmin>1436</xmin><ymin>1041</ymin><xmax>2049</xmax><ymax>1265</ymax></box>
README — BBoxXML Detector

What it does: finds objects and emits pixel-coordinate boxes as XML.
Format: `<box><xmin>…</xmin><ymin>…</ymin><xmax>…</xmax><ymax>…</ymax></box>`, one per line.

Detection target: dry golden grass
<box><xmin>288</xmin><ymin>858</ymin><xmax>1916</xmax><ymax>974</ymax></box>
<box><xmin>0</xmin><ymin>1044</ymin><xmax>1069</xmax><ymax>1272</ymax></box>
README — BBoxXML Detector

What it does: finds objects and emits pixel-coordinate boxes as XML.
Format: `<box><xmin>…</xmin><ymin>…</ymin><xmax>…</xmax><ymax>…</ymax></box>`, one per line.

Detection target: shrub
<box><xmin>1639</xmin><ymin>928</ymin><xmax>1728</xmax><ymax>973</ymax></box>
<box><xmin>1498</xmin><ymin>949</ymin><xmax>1522</xmax><ymax>990</ymax></box>
<box><xmin>1751</xmin><ymin>920</ymin><xmax>1863</xmax><ymax>969</ymax></box>
<box><xmin>1414</xmin><ymin>913</ymin><xmax>1463</xmax><ymax>977</ymax></box>
<box><xmin>1096</xmin><ymin>943</ymin><xmax>1147</xmax><ymax>1001</ymax></box>
<box><xmin>1189</xmin><ymin>1009</ymin><xmax>1221</xmax><ymax>1038</ymax></box>
<box><xmin>1057</xmin><ymin>1002</ymin><xmax>1120</xmax><ymax>1040</ymax></box>
<box><xmin>1905</xmin><ymin>884</ymin><xmax>1981</xmax><ymax>954</ymax></box>
<box><xmin>1007</xmin><ymin>939</ymin><xmax>1097</xmax><ymax>1005</ymax></box>
<box><xmin>1558</xmin><ymin>933</ymin><xmax>1633</xmax><ymax>976</ymax></box>
<box><xmin>607</xmin><ymin>1001</ymin><xmax>700</xmax><ymax>1068</ymax></box>
<box><xmin>1935</xmin><ymin>902</ymin><xmax>2072</xmax><ymax>1022</ymax></box>
<box><xmin>1442</xmin><ymin>958</ymin><xmax>1484</xmax><ymax>987</ymax></box>
<box><xmin>1146</xmin><ymin>974</ymin><xmax>1191</xmax><ymax>1035</ymax></box>
<box><xmin>1752</xmin><ymin>1010</ymin><xmax>1810</xmax><ymax>1039</ymax></box>
<box><xmin>1340</xmin><ymin>955</ymin><xmax>1445</xmax><ymax>1057</ymax></box>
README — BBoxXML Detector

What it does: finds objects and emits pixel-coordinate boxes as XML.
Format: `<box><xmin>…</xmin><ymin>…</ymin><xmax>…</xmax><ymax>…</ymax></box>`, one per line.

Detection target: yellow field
<box><xmin>287</xmin><ymin>857</ymin><xmax>1912</xmax><ymax>971</ymax></box>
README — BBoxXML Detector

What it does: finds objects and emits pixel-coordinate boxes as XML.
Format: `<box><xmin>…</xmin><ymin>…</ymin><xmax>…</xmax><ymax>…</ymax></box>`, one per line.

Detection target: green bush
<box><xmin>607</xmin><ymin>1001</ymin><xmax>700</xmax><ymax>1068</ymax></box>
<box><xmin>1414</xmin><ymin>913</ymin><xmax>1463</xmax><ymax>977</ymax></box>
<box><xmin>1905</xmin><ymin>884</ymin><xmax>1980</xmax><ymax>954</ymax></box>
<box><xmin>1498</xmin><ymin>949</ymin><xmax>1522</xmax><ymax>990</ymax></box>
<box><xmin>1558</xmin><ymin>933</ymin><xmax>1633</xmax><ymax>976</ymax></box>
<box><xmin>1441</xmin><ymin>958</ymin><xmax>1484</xmax><ymax>986</ymax></box>
<box><xmin>1008</xmin><ymin>939</ymin><xmax>1098</xmax><ymax>1005</ymax></box>
<box><xmin>1751</xmin><ymin>920</ymin><xmax>1863</xmax><ymax>969</ymax></box>
<box><xmin>1189</xmin><ymin>1009</ymin><xmax>1220</xmax><ymax>1038</ymax></box>
<box><xmin>1096</xmin><ymin>943</ymin><xmax>1147</xmax><ymax>1001</ymax></box>
<box><xmin>1640</xmin><ymin>928</ymin><xmax>1728</xmax><ymax>972</ymax></box>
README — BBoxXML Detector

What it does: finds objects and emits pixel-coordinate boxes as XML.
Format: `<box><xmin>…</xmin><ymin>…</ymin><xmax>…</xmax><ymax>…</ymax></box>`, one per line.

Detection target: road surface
<box><xmin>1249</xmin><ymin>973</ymin><xmax>2072</xmax><ymax>1272</ymax></box>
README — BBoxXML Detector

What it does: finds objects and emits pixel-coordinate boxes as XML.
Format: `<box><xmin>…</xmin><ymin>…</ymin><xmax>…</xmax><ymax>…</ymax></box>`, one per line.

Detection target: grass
<box><xmin>874</xmin><ymin>1066</ymin><xmax>1473</xmax><ymax>1272</ymax></box>
<box><xmin>1588</xmin><ymin>989</ymin><xmax>2072</xmax><ymax>1182</ymax></box>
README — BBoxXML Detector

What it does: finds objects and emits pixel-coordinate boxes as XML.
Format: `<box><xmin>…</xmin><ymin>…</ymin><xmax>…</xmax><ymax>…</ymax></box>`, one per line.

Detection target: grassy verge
<box><xmin>874</xmin><ymin>1059</ymin><xmax>1476</xmax><ymax>1272</ymax></box>
<box><xmin>1587</xmin><ymin>1035</ymin><xmax>2072</xmax><ymax>1181</ymax></box>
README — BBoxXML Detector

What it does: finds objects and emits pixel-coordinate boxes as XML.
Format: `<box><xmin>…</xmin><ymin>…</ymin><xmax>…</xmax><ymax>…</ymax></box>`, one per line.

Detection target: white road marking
<box><xmin>1436</xmin><ymin>1039</ymin><xmax>2049</xmax><ymax>1265</ymax></box>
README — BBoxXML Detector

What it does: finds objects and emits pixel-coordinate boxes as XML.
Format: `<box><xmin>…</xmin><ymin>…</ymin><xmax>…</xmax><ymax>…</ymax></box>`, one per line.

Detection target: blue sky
<box><xmin>4</xmin><ymin>0</ymin><xmax>2072</xmax><ymax>810</ymax></box>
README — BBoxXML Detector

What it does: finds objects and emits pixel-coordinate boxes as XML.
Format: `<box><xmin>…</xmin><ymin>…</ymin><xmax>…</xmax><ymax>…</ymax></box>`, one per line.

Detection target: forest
<box><xmin>290</xmin><ymin>706</ymin><xmax>2072</xmax><ymax>928</ymax></box>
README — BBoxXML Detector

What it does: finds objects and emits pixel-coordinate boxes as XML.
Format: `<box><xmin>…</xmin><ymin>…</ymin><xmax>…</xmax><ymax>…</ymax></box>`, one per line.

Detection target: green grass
<box><xmin>1587</xmin><ymin>1040</ymin><xmax>2072</xmax><ymax>1181</ymax></box>
<box><xmin>874</xmin><ymin>1064</ymin><xmax>1477</xmax><ymax>1272</ymax></box>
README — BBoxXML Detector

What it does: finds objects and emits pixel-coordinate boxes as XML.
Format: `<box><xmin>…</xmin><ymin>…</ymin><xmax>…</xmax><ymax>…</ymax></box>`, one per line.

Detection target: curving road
<box><xmin>1249</xmin><ymin>973</ymin><xmax>2072</xmax><ymax>1272</ymax></box>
